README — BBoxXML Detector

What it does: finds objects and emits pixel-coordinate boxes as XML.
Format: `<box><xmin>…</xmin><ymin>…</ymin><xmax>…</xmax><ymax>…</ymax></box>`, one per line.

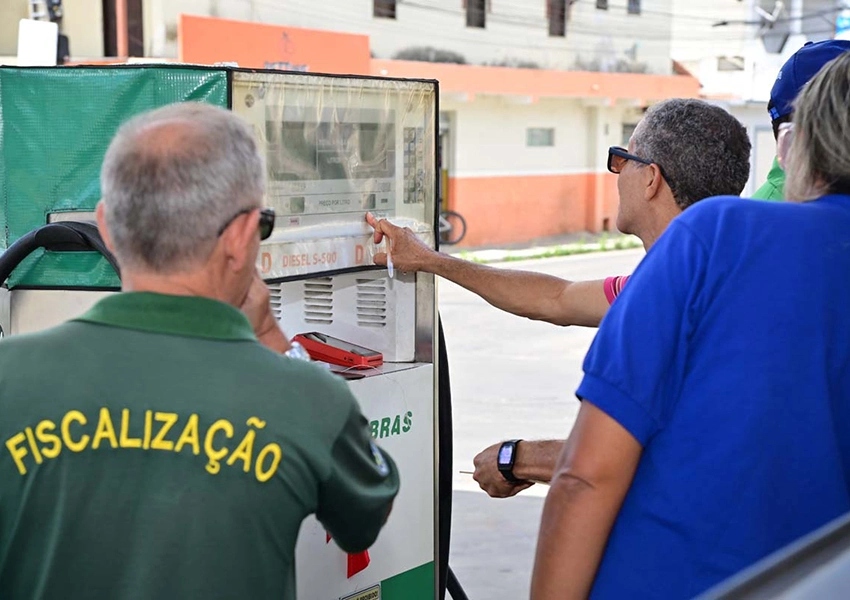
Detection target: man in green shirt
<box><xmin>751</xmin><ymin>157</ymin><xmax>785</xmax><ymax>201</ymax></box>
<box><xmin>0</xmin><ymin>103</ymin><xmax>398</xmax><ymax>599</ymax></box>
<box><xmin>752</xmin><ymin>40</ymin><xmax>850</xmax><ymax>201</ymax></box>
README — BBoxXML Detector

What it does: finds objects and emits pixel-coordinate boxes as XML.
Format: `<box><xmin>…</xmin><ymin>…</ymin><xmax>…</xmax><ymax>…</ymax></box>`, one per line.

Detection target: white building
<box><xmin>669</xmin><ymin>0</ymin><xmax>844</xmax><ymax>196</ymax></box>
<box><xmin>1</xmin><ymin>0</ymin><xmax>706</xmax><ymax>245</ymax></box>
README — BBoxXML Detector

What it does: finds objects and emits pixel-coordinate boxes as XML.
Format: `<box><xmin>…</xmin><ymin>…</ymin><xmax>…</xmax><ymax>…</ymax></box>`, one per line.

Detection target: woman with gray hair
<box><xmin>531</xmin><ymin>52</ymin><xmax>850</xmax><ymax>600</ymax></box>
<box><xmin>781</xmin><ymin>51</ymin><xmax>850</xmax><ymax>202</ymax></box>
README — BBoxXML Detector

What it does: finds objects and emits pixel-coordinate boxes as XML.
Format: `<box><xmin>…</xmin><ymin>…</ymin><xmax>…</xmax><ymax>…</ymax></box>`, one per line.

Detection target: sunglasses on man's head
<box><xmin>217</xmin><ymin>207</ymin><xmax>276</xmax><ymax>241</ymax></box>
<box><xmin>607</xmin><ymin>146</ymin><xmax>655</xmax><ymax>174</ymax></box>
<box><xmin>607</xmin><ymin>146</ymin><xmax>669</xmax><ymax>183</ymax></box>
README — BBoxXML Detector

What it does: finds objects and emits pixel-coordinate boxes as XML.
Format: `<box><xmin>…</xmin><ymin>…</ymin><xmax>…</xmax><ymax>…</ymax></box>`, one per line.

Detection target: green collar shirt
<box><xmin>751</xmin><ymin>157</ymin><xmax>786</xmax><ymax>201</ymax></box>
<box><xmin>0</xmin><ymin>292</ymin><xmax>398</xmax><ymax>599</ymax></box>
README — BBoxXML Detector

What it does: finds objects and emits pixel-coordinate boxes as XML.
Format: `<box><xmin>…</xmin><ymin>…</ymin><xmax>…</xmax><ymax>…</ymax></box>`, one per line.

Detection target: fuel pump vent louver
<box><xmin>304</xmin><ymin>278</ymin><xmax>333</xmax><ymax>324</ymax></box>
<box><xmin>268</xmin><ymin>283</ymin><xmax>284</xmax><ymax>321</ymax></box>
<box><xmin>356</xmin><ymin>278</ymin><xmax>387</xmax><ymax>328</ymax></box>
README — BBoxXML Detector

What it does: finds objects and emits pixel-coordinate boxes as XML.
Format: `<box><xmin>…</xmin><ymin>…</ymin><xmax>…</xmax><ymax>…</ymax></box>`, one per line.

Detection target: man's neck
<box><xmin>121</xmin><ymin>270</ymin><xmax>239</xmax><ymax>308</ymax></box>
<box><xmin>640</xmin><ymin>198</ymin><xmax>682</xmax><ymax>251</ymax></box>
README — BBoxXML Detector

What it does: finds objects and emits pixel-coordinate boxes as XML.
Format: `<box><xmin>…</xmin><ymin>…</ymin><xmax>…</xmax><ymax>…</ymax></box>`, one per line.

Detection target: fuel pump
<box><xmin>0</xmin><ymin>64</ymin><xmax>443</xmax><ymax>599</ymax></box>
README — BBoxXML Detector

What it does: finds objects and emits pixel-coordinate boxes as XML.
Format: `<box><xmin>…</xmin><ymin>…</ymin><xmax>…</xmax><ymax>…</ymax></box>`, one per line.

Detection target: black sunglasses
<box><xmin>607</xmin><ymin>146</ymin><xmax>667</xmax><ymax>181</ymax></box>
<box><xmin>217</xmin><ymin>207</ymin><xmax>275</xmax><ymax>241</ymax></box>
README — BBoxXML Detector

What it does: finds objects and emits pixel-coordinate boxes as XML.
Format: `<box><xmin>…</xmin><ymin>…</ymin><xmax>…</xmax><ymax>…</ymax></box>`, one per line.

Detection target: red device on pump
<box><xmin>292</xmin><ymin>332</ymin><xmax>383</xmax><ymax>369</ymax></box>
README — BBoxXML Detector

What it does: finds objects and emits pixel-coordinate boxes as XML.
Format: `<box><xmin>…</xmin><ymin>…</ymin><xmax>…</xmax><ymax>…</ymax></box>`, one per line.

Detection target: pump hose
<box><xmin>0</xmin><ymin>221</ymin><xmax>119</xmax><ymax>286</ymax></box>
<box><xmin>439</xmin><ymin>318</ymin><xmax>470</xmax><ymax>599</ymax></box>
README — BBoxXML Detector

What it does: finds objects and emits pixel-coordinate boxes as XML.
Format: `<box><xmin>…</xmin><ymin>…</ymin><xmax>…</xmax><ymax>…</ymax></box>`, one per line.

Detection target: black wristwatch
<box><xmin>497</xmin><ymin>439</ymin><xmax>522</xmax><ymax>483</ymax></box>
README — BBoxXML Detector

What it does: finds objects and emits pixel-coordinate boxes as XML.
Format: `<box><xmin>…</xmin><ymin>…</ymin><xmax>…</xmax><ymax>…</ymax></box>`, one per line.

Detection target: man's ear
<box><xmin>644</xmin><ymin>164</ymin><xmax>664</xmax><ymax>201</ymax></box>
<box><xmin>220</xmin><ymin>209</ymin><xmax>259</xmax><ymax>273</ymax></box>
<box><xmin>95</xmin><ymin>201</ymin><xmax>117</xmax><ymax>254</ymax></box>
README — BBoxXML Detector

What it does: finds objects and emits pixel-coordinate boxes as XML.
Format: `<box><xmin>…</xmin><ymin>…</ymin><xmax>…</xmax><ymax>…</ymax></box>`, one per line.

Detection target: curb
<box><xmin>447</xmin><ymin>235</ymin><xmax>643</xmax><ymax>264</ymax></box>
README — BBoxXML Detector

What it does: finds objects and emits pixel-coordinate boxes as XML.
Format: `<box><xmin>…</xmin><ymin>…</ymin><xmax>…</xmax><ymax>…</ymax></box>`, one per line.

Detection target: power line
<box><xmin>251</xmin><ymin>0</ymin><xmax>714</xmax><ymax>51</ymax></box>
<box><xmin>246</xmin><ymin>0</ymin><xmax>758</xmax><ymax>66</ymax></box>
<box><xmin>395</xmin><ymin>0</ymin><xmax>759</xmax><ymax>41</ymax></box>
<box><xmin>713</xmin><ymin>5</ymin><xmax>843</xmax><ymax>27</ymax></box>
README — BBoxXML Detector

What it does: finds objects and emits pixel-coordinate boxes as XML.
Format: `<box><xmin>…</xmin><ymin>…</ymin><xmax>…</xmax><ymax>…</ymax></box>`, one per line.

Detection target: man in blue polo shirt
<box><xmin>531</xmin><ymin>52</ymin><xmax>850</xmax><ymax>599</ymax></box>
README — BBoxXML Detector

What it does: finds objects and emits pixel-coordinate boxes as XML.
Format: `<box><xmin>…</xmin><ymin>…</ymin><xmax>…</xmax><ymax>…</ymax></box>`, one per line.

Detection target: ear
<box><xmin>644</xmin><ymin>164</ymin><xmax>664</xmax><ymax>201</ymax></box>
<box><xmin>95</xmin><ymin>201</ymin><xmax>117</xmax><ymax>255</ymax></box>
<box><xmin>220</xmin><ymin>208</ymin><xmax>259</xmax><ymax>273</ymax></box>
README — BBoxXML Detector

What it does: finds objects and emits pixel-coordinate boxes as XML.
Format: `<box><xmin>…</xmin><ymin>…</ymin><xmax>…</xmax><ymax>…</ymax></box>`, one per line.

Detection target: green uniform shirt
<box><xmin>0</xmin><ymin>292</ymin><xmax>398</xmax><ymax>599</ymax></box>
<box><xmin>751</xmin><ymin>157</ymin><xmax>786</xmax><ymax>201</ymax></box>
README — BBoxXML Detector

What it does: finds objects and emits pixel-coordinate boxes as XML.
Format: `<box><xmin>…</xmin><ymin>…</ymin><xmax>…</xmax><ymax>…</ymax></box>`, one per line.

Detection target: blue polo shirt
<box><xmin>577</xmin><ymin>195</ymin><xmax>850</xmax><ymax>599</ymax></box>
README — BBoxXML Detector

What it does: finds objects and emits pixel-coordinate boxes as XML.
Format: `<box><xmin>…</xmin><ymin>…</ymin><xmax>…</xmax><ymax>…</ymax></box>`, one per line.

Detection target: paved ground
<box><xmin>440</xmin><ymin>249</ymin><xmax>644</xmax><ymax>599</ymax></box>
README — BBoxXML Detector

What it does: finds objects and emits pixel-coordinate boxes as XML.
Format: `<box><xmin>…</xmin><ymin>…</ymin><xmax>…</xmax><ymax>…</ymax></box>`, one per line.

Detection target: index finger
<box><xmin>365</xmin><ymin>212</ymin><xmax>385</xmax><ymax>245</ymax></box>
<box><xmin>366</xmin><ymin>212</ymin><xmax>401</xmax><ymax>245</ymax></box>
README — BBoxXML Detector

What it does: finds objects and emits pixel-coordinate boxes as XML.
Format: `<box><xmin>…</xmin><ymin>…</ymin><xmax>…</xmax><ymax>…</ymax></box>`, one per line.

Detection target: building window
<box><xmin>622</xmin><ymin>123</ymin><xmax>637</xmax><ymax>147</ymax></box>
<box><xmin>466</xmin><ymin>0</ymin><xmax>486</xmax><ymax>28</ymax></box>
<box><xmin>548</xmin><ymin>0</ymin><xmax>567</xmax><ymax>37</ymax></box>
<box><xmin>717</xmin><ymin>56</ymin><xmax>745</xmax><ymax>71</ymax></box>
<box><xmin>627</xmin><ymin>0</ymin><xmax>641</xmax><ymax>14</ymax></box>
<box><xmin>374</xmin><ymin>0</ymin><xmax>397</xmax><ymax>18</ymax></box>
<box><xmin>596</xmin><ymin>0</ymin><xmax>608</xmax><ymax>9</ymax></box>
<box><xmin>527</xmin><ymin>128</ymin><xmax>555</xmax><ymax>147</ymax></box>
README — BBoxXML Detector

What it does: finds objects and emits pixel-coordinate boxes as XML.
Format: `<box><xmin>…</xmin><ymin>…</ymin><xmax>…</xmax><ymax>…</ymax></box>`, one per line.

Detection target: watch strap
<box><xmin>497</xmin><ymin>439</ymin><xmax>522</xmax><ymax>483</ymax></box>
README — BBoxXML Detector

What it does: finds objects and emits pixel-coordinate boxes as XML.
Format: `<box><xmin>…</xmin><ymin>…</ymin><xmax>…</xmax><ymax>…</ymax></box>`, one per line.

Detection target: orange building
<box><xmin>179</xmin><ymin>14</ymin><xmax>700</xmax><ymax>247</ymax></box>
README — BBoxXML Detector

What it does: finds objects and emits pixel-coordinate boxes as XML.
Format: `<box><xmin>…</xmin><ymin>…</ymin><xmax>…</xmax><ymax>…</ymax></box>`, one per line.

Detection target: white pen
<box><xmin>386</xmin><ymin>238</ymin><xmax>394</xmax><ymax>279</ymax></box>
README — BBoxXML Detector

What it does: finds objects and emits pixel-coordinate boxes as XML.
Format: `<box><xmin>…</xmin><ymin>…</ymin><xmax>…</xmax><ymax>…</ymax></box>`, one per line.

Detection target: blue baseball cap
<box><xmin>769</xmin><ymin>40</ymin><xmax>850</xmax><ymax>121</ymax></box>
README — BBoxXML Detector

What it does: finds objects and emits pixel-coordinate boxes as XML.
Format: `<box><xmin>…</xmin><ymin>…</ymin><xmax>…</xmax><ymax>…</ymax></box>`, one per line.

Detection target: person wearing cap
<box><xmin>531</xmin><ymin>52</ymin><xmax>850</xmax><ymax>600</ymax></box>
<box><xmin>752</xmin><ymin>39</ymin><xmax>850</xmax><ymax>201</ymax></box>
<box><xmin>0</xmin><ymin>103</ymin><xmax>398</xmax><ymax>599</ymax></box>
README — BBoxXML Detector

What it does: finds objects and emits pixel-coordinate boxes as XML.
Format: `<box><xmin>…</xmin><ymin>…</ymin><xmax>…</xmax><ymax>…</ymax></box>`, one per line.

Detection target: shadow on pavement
<box><xmin>449</xmin><ymin>489</ymin><xmax>546</xmax><ymax>599</ymax></box>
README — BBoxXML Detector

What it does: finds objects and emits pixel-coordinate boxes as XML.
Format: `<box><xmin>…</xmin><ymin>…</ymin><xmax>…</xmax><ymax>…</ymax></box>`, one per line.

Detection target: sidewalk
<box><xmin>446</xmin><ymin>231</ymin><xmax>642</xmax><ymax>264</ymax></box>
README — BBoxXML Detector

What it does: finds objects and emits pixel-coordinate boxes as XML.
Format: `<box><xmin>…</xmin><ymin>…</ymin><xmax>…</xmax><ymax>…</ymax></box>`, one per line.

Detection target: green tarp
<box><xmin>0</xmin><ymin>66</ymin><xmax>228</xmax><ymax>288</ymax></box>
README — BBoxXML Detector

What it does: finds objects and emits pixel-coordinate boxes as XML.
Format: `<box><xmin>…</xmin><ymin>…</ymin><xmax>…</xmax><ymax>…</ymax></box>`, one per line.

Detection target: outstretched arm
<box><xmin>366</xmin><ymin>213</ymin><xmax>611</xmax><ymax>327</ymax></box>
<box><xmin>472</xmin><ymin>439</ymin><xmax>564</xmax><ymax>498</ymax></box>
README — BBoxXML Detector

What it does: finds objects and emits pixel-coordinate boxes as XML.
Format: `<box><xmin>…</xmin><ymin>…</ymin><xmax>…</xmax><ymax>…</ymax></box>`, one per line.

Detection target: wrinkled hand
<box><xmin>365</xmin><ymin>212</ymin><xmax>436</xmax><ymax>273</ymax></box>
<box><xmin>240</xmin><ymin>270</ymin><xmax>291</xmax><ymax>354</ymax></box>
<box><xmin>473</xmin><ymin>442</ymin><xmax>534</xmax><ymax>498</ymax></box>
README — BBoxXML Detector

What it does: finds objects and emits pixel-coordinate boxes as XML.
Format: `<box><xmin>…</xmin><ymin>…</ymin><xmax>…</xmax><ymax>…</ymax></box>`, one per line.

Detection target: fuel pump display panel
<box><xmin>265</xmin><ymin>109</ymin><xmax>397</xmax><ymax>216</ymax></box>
<box><xmin>232</xmin><ymin>73</ymin><xmax>437</xmax><ymax>280</ymax></box>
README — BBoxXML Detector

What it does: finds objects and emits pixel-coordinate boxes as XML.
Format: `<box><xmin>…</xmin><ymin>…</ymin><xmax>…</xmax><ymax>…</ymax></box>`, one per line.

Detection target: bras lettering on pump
<box><xmin>369</xmin><ymin>411</ymin><xmax>413</xmax><ymax>439</ymax></box>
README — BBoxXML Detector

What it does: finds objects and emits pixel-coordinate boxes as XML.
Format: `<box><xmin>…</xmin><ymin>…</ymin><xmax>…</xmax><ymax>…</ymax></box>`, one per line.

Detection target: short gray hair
<box><xmin>101</xmin><ymin>102</ymin><xmax>265</xmax><ymax>273</ymax></box>
<box><xmin>633</xmin><ymin>99</ymin><xmax>751</xmax><ymax>210</ymax></box>
<box><xmin>785</xmin><ymin>52</ymin><xmax>850</xmax><ymax>202</ymax></box>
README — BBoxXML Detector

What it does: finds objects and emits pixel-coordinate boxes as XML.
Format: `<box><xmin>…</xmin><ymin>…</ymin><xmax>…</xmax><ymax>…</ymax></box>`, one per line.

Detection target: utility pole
<box><xmin>115</xmin><ymin>0</ymin><xmax>128</xmax><ymax>57</ymax></box>
<box><xmin>789</xmin><ymin>0</ymin><xmax>803</xmax><ymax>36</ymax></box>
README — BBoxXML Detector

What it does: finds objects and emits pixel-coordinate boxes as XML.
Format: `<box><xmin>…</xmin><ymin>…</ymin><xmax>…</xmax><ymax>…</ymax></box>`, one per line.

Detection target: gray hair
<box><xmin>633</xmin><ymin>99</ymin><xmax>751</xmax><ymax>210</ymax></box>
<box><xmin>785</xmin><ymin>52</ymin><xmax>850</xmax><ymax>202</ymax></box>
<box><xmin>101</xmin><ymin>102</ymin><xmax>265</xmax><ymax>273</ymax></box>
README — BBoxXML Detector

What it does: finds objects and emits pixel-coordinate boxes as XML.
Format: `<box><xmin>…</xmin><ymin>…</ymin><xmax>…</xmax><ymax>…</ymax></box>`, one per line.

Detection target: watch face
<box><xmin>498</xmin><ymin>444</ymin><xmax>514</xmax><ymax>465</ymax></box>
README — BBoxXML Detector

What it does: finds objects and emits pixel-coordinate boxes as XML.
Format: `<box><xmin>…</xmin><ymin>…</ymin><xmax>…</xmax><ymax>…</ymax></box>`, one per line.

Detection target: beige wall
<box><xmin>0</xmin><ymin>1</ymin><xmax>29</xmax><ymax>56</ymax></box>
<box><xmin>144</xmin><ymin>0</ymin><xmax>674</xmax><ymax>74</ymax></box>
<box><xmin>0</xmin><ymin>0</ymin><xmax>103</xmax><ymax>59</ymax></box>
<box><xmin>62</xmin><ymin>0</ymin><xmax>104</xmax><ymax>58</ymax></box>
<box><xmin>443</xmin><ymin>95</ymin><xmax>643</xmax><ymax>177</ymax></box>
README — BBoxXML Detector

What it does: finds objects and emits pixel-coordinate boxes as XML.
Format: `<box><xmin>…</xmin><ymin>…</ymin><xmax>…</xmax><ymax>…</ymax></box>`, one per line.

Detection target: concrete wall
<box><xmin>720</xmin><ymin>101</ymin><xmax>774</xmax><ymax>198</ymax></box>
<box><xmin>0</xmin><ymin>1</ymin><xmax>31</xmax><ymax>56</ymax></box>
<box><xmin>145</xmin><ymin>0</ymin><xmax>674</xmax><ymax>74</ymax></box>
<box><xmin>62</xmin><ymin>0</ymin><xmax>105</xmax><ymax>58</ymax></box>
<box><xmin>442</xmin><ymin>94</ymin><xmax>646</xmax><ymax>246</ymax></box>
<box><xmin>0</xmin><ymin>0</ymin><xmax>103</xmax><ymax>60</ymax></box>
